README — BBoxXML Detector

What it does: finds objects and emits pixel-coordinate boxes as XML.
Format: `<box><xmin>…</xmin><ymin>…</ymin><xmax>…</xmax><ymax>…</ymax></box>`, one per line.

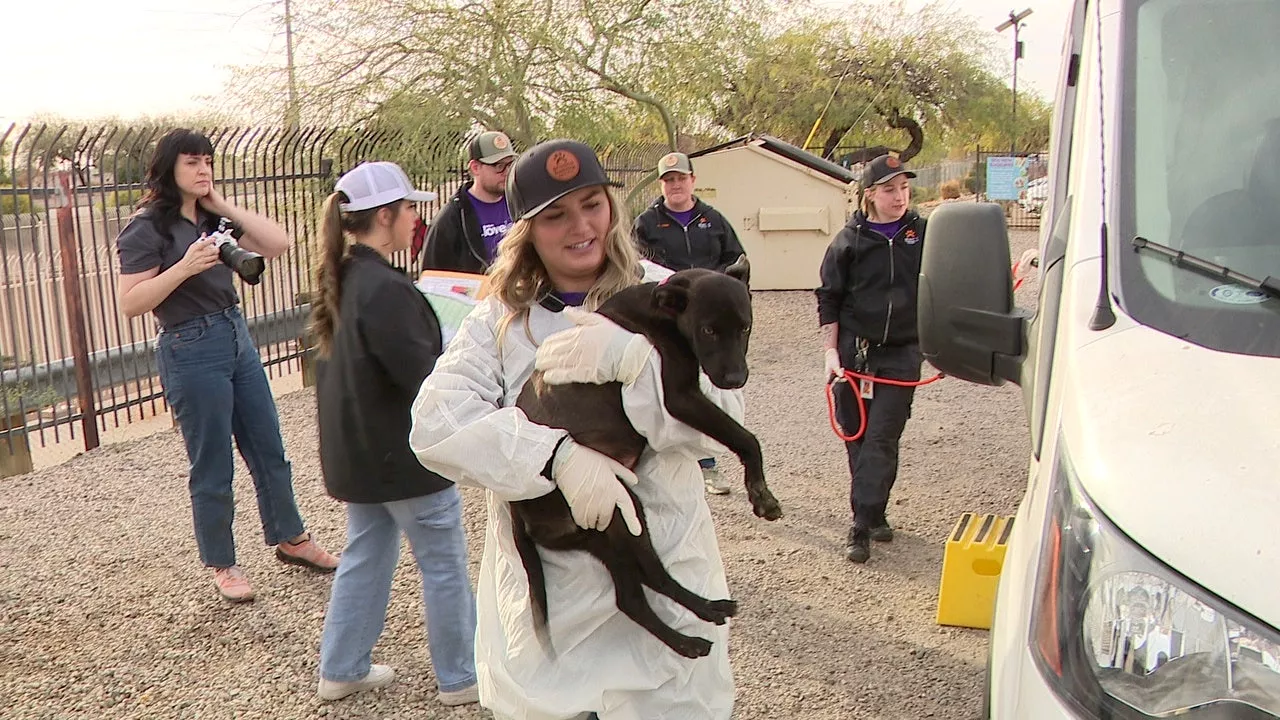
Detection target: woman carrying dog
<box><xmin>308</xmin><ymin>162</ymin><xmax>478</xmax><ymax>706</ymax></box>
<box><xmin>816</xmin><ymin>153</ymin><xmax>926</xmax><ymax>565</ymax></box>
<box><xmin>409</xmin><ymin>139</ymin><xmax>739</xmax><ymax>719</ymax></box>
<box><xmin>115</xmin><ymin>128</ymin><xmax>337</xmax><ymax>602</ymax></box>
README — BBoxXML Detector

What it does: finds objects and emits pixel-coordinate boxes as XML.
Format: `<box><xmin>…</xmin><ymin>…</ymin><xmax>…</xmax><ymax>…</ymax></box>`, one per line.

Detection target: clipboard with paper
<box><xmin>415</xmin><ymin>270</ymin><xmax>489</xmax><ymax>346</ymax></box>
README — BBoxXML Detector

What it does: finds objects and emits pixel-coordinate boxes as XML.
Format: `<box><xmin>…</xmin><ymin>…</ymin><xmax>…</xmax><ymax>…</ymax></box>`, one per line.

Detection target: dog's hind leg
<box><xmin>511</xmin><ymin>510</ymin><xmax>556</xmax><ymax>658</ymax></box>
<box><xmin>586</xmin><ymin>534</ymin><xmax>714</xmax><ymax>659</ymax></box>
<box><xmin>605</xmin><ymin>518</ymin><xmax>737</xmax><ymax>626</ymax></box>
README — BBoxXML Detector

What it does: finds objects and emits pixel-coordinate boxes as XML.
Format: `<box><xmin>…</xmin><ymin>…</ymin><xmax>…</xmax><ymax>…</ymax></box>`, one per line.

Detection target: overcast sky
<box><xmin>3</xmin><ymin>0</ymin><xmax>1069</xmax><ymax>125</ymax></box>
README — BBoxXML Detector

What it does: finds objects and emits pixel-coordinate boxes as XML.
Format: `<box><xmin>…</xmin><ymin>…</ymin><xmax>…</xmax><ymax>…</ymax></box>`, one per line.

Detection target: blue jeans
<box><xmin>698</xmin><ymin>457</ymin><xmax>717</xmax><ymax>469</ymax></box>
<box><xmin>319</xmin><ymin>486</ymin><xmax>477</xmax><ymax>692</ymax></box>
<box><xmin>156</xmin><ymin>307</ymin><xmax>305</xmax><ymax>568</ymax></box>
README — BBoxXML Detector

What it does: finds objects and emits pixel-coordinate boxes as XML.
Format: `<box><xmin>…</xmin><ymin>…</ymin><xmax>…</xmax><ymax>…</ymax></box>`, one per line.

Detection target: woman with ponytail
<box><xmin>115</xmin><ymin>128</ymin><xmax>338</xmax><ymax>603</ymax></box>
<box><xmin>310</xmin><ymin>162</ymin><xmax>478</xmax><ymax>706</ymax></box>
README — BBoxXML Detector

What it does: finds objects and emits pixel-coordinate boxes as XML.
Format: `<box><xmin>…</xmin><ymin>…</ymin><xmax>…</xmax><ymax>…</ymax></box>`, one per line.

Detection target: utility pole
<box><xmin>996</xmin><ymin>8</ymin><xmax>1033</xmax><ymax>152</ymax></box>
<box><xmin>284</xmin><ymin>0</ymin><xmax>300</xmax><ymax>127</ymax></box>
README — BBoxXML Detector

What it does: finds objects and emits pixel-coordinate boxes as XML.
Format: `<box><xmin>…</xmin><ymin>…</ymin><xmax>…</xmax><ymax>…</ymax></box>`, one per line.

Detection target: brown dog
<box><xmin>512</xmin><ymin>257</ymin><xmax>781</xmax><ymax>659</ymax></box>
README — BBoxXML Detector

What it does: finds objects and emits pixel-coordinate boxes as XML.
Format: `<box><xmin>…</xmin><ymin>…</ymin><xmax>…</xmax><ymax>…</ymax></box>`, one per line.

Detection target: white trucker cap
<box><xmin>335</xmin><ymin>161</ymin><xmax>437</xmax><ymax>212</ymax></box>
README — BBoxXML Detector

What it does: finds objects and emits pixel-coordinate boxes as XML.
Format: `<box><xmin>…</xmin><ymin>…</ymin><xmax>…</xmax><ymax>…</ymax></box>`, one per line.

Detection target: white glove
<box><xmin>552</xmin><ymin>437</ymin><xmax>643</xmax><ymax>535</ymax></box>
<box><xmin>824</xmin><ymin>348</ymin><xmax>842</xmax><ymax>379</ymax></box>
<box><xmin>536</xmin><ymin>308</ymin><xmax>652</xmax><ymax>386</ymax></box>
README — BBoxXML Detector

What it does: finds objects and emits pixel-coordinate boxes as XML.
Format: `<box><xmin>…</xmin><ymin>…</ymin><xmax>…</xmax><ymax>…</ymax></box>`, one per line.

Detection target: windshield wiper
<box><xmin>1132</xmin><ymin>237</ymin><xmax>1280</xmax><ymax>299</ymax></box>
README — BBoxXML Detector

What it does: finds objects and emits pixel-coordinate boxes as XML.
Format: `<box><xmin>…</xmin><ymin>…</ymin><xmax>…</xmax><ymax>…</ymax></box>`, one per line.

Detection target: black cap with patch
<box><xmin>860</xmin><ymin>154</ymin><xmax>917</xmax><ymax>190</ymax></box>
<box><xmin>505</xmin><ymin>139</ymin><xmax>622</xmax><ymax>220</ymax></box>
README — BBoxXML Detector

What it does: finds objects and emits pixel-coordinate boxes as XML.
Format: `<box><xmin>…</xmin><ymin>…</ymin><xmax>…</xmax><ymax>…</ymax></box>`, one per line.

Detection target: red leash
<box><xmin>825</xmin><ymin>370</ymin><xmax>944</xmax><ymax>441</ymax></box>
<box><xmin>826</xmin><ymin>256</ymin><xmax>1032</xmax><ymax>441</ymax></box>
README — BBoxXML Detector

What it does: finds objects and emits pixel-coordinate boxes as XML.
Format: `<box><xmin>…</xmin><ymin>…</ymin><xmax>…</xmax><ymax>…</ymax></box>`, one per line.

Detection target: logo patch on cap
<box><xmin>661</xmin><ymin>153</ymin><xmax>680</xmax><ymax>169</ymax></box>
<box><xmin>492</xmin><ymin>133</ymin><xmax>510</xmax><ymax>149</ymax></box>
<box><xmin>546</xmin><ymin>150</ymin><xmax>580</xmax><ymax>182</ymax></box>
<box><xmin>886</xmin><ymin>156</ymin><xmax>901</xmax><ymax>169</ymax></box>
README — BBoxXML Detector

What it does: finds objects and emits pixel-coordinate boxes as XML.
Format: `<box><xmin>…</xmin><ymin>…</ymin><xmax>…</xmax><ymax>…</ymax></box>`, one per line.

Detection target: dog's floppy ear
<box><xmin>653</xmin><ymin>276</ymin><xmax>691</xmax><ymax>316</ymax></box>
<box><xmin>725</xmin><ymin>254</ymin><xmax>751</xmax><ymax>289</ymax></box>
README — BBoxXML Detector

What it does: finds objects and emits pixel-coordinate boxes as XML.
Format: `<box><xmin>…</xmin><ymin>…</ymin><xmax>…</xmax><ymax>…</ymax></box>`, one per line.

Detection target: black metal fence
<box><xmin>0</xmin><ymin>123</ymin><xmax>673</xmax><ymax>467</ymax></box>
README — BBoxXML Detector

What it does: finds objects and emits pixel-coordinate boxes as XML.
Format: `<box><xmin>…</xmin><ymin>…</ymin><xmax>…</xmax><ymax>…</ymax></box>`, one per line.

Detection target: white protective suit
<box><xmin>408</xmin><ymin>269</ymin><xmax>741</xmax><ymax>720</ymax></box>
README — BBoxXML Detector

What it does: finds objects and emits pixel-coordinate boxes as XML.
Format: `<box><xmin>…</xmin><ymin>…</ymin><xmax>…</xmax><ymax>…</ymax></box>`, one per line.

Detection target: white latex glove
<box><xmin>824</xmin><ymin>348</ymin><xmax>842</xmax><ymax>379</ymax></box>
<box><xmin>552</xmin><ymin>437</ymin><xmax>643</xmax><ymax>535</ymax></box>
<box><xmin>536</xmin><ymin>308</ymin><xmax>652</xmax><ymax>386</ymax></box>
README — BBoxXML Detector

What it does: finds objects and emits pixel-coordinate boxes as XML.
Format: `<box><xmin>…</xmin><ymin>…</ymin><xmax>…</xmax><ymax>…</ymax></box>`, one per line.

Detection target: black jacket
<box><xmin>420</xmin><ymin>183</ymin><xmax>488</xmax><ymax>274</ymax></box>
<box><xmin>315</xmin><ymin>244</ymin><xmax>451</xmax><ymax>504</ymax></box>
<box><xmin>633</xmin><ymin>197</ymin><xmax>745</xmax><ymax>272</ymax></box>
<box><xmin>816</xmin><ymin>209</ymin><xmax>926</xmax><ymax>353</ymax></box>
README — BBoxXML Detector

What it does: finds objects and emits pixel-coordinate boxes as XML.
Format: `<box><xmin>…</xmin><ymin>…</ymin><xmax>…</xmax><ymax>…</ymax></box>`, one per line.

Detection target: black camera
<box><xmin>209</xmin><ymin>218</ymin><xmax>265</xmax><ymax>285</ymax></box>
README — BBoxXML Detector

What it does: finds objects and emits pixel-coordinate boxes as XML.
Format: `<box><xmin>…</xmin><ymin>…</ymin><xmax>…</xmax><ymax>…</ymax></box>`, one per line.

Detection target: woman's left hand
<box><xmin>198</xmin><ymin>185</ymin><xmax>232</xmax><ymax>217</ymax></box>
<box><xmin>536</xmin><ymin>308</ymin><xmax>652</xmax><ymax>386</ymax></box>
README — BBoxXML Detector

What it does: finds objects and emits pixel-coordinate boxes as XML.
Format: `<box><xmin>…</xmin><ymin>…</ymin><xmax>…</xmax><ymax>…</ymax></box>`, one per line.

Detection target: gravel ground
<box><xmin>0</xmin><ymin>229</ymin><xmax>1039</xmax><ymax>720</ymax></box>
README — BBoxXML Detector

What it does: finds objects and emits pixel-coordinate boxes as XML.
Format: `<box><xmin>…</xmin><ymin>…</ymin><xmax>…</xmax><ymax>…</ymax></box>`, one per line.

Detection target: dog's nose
<box><xmin>716</xmin><ymin>370</ymin><xmax>748</xmax><ymax>389</ymax></box>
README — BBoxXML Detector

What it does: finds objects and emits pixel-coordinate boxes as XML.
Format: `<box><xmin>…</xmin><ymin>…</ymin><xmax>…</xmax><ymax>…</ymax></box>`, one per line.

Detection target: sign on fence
<box><xmin>985</xmin><ymin>156</ymin><xmax>1032</xmax><ymax>201</ymax></box>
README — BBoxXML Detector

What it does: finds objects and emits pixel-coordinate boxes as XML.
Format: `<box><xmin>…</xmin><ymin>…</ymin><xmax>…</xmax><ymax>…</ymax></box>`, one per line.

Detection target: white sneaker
<box><xmin>318</xmin><ymin>664</ymin><xmax>396</xmax><ymax>701</ymax></box>
<box><xmin>702</xmin><ymin>465</ymin><xmax>731</xmax><ymax>495</ymax></box>
<box><xmin>438</xmin><ymin>683</ymin><xmax>479</xmax><ymax>706</ymax></box>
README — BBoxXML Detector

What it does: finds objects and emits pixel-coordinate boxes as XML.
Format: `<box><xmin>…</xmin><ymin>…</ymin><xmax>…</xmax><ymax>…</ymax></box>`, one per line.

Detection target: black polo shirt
<box><xmin>116</xmin><ymin>209</ymin><xmax>240</xmax><ymax>329</ymax></box>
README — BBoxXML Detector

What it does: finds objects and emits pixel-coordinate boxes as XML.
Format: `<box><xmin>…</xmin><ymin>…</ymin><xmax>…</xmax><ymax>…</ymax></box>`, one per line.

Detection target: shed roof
<box><xmin>690</xmin><ymin>134</ymin><xmax>858</xmax><ymax>185</ymax></box>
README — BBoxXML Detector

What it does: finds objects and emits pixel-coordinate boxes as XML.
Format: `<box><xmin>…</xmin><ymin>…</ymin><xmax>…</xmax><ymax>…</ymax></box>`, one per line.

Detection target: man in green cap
<box><xmin>633</xmin><ymin>151</ymin><xmax>746</xmax><ymax>495</ymax></box>
<box><xmin>418</xmin><ymin>130</ymin><xmax>518</xmax><ymax>273</ymax></box>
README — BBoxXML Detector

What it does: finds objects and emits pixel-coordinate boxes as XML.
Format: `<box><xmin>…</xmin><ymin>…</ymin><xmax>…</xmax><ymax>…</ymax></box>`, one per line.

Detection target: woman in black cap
<box><xmin>816</xmin><ymin>153</ymin><xmax>926</xmax><ymax>564</ymax></box>
<box><xmin>410</xmin><ymin>140</ymin><xmax>738</xmax><ymax>719</ymax></box>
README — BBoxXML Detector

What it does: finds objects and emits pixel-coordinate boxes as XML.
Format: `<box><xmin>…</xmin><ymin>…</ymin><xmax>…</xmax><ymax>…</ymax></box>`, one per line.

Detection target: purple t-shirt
<box><xmin>555</xmin><ymin>291</ymin><xmax>588</xmax><ymax>307</ymax></box>
<box><xmin>469</xmin><ymin>193</ymin><xmax>513</xmax><ymax>262</ymax></box>
<box><xmin>865</xmin><ymin>218</ymin><xmax>903</xmax><ymax>240</ymax></box>
<box><xmin>668</xmin><ymin>207</ymin><xmax>697</xmax><ymax>226</ymax></box>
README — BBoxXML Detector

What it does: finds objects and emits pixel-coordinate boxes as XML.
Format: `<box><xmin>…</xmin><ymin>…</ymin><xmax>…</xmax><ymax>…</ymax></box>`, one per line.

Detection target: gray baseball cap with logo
<box><xmin>466</xmin><ymin>131</ymin><xmax>519</xmax><ymax>164</ymax></box>
<box><xmin>656</xmin><ymin>151</ymin><xmax>694</xmax><ymax>177</ymax></box>
<box><xmin>505</xmin><ymin>139</ymin><xmax>622</xmax><ymax>220</ymax></box>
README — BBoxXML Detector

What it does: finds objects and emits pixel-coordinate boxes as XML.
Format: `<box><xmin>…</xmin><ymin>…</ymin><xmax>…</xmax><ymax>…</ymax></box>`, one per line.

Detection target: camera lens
<box><xmin>218</xmin><ymin>240</ymin><xmax>266</xmax><ymax>285</ymax></box>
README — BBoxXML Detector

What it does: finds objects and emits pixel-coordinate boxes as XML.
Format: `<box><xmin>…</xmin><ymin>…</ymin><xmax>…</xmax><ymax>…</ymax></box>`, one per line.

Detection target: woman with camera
<box><xmin>116</xmin><ymin>128</ymin><xmax>338</xmax><ymax>603</ymax></box>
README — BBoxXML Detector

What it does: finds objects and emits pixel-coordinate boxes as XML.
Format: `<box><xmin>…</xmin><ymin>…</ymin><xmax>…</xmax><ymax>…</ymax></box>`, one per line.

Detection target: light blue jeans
<box><xmin>318</xmin><ymin>486</ymin><xmax>477</xmax><ymax>692</ymax></box>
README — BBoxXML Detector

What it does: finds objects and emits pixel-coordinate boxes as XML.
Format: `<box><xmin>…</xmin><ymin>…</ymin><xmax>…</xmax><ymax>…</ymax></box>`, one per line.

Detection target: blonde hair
<box><xmin>860</xmin><ymin>183</ymin><xmax>880</xmax><ymax>213</ymax></box>
<box><xmin>488</xmin><ymin>186</ymin><xmax>640</xmax><ymax>343</ymax></box>
<box><xmin>308</xmin><ymin>192</ymin><xmax>399</xmax><ymax>357</ymax></box>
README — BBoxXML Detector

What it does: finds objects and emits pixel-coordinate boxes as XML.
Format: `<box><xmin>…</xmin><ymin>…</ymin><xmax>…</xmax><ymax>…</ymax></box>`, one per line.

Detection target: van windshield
<box><xmin>1119</xmin><ymin>0</ymin><xmax>1280</xmax><ymax>356</ymax></box>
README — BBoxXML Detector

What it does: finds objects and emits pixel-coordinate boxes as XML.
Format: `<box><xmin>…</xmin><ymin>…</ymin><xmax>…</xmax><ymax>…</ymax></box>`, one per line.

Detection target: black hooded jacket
<box><xmin>420</xmin><ymin>182</ymin><xmax>488</xmax><ymax>274</ymax></box>
<box><xmin>816</xmin><ymin>209</ymin><xmax>926</xmax><ymax>352</ymax></box>
<box><xmin>633</xmin><ymin>197</ymin><xmax>745</xmax><ymax>272</ymax></box>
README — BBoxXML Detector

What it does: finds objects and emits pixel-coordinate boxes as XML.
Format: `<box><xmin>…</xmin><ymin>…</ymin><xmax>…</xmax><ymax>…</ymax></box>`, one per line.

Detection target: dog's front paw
<box><xmin>751</xmin><ymin>491</ymin><xmax>783</xmax><ymax>521</ymax></box>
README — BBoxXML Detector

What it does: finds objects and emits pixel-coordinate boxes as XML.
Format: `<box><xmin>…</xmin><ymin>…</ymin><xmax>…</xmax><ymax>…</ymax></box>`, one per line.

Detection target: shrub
<box><xmin>1</xmin><ymin>381</ymin><xmax>61</xmax><ymax>414</ymax></box>
<box><xmin>0</xmin><ymin>185</ymin><xmax>34</xmax><ymax>215</ymax></box>
<box><xmin>939</xmin><ymin>179</ymin><xmax>965</xmax><ymax>200</ymax></box>
<box><xmin>96</xmin><ymin>188</ymin><xmax>144</xmax><ymax>214</ymax></box>
<box><xmin>912</xmin><ymin>185</ymin><xmax>939</xmax><ymax>204</ymax></box>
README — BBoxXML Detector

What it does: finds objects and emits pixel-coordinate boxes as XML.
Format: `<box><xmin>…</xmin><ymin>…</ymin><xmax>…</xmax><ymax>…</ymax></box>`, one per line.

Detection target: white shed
<box><xmin>685</xmin><ymin>135</ymin><xmax>858</xmax><ymax>290</ymax></box>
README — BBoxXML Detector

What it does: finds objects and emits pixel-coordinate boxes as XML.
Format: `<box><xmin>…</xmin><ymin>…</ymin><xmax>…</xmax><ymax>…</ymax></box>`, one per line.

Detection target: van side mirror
<box><xmin>918</xmin><ymin>203</ymin><xmax>1029</xmax><ymax>386</ymax></box>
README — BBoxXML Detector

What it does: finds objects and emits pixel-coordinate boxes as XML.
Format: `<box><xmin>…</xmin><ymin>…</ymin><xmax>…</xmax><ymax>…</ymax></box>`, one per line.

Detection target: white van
<box><xmin>918</xmin><ymin>0</ymin><xmax>1280</xmax><ymax>717</ymax></box>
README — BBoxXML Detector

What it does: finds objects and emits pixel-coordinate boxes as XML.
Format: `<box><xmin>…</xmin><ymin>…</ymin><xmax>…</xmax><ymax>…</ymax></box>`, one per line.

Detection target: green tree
<box><xmin>226</xmin><ymin>0</ymin><xmax>769</xmax><ymax>150</ymax></box>
<box><xmin>718</xmin><ymin>1</ymin><xmax>1049</xmax><ymax>161</ymax></box>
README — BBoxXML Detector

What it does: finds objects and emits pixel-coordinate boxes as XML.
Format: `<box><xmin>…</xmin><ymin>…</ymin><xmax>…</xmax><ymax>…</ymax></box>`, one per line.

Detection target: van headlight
<box><xmin>1030</xmin><ymin>444</ymin><xmax>1280</xmax><ymax>718</ymax></box>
